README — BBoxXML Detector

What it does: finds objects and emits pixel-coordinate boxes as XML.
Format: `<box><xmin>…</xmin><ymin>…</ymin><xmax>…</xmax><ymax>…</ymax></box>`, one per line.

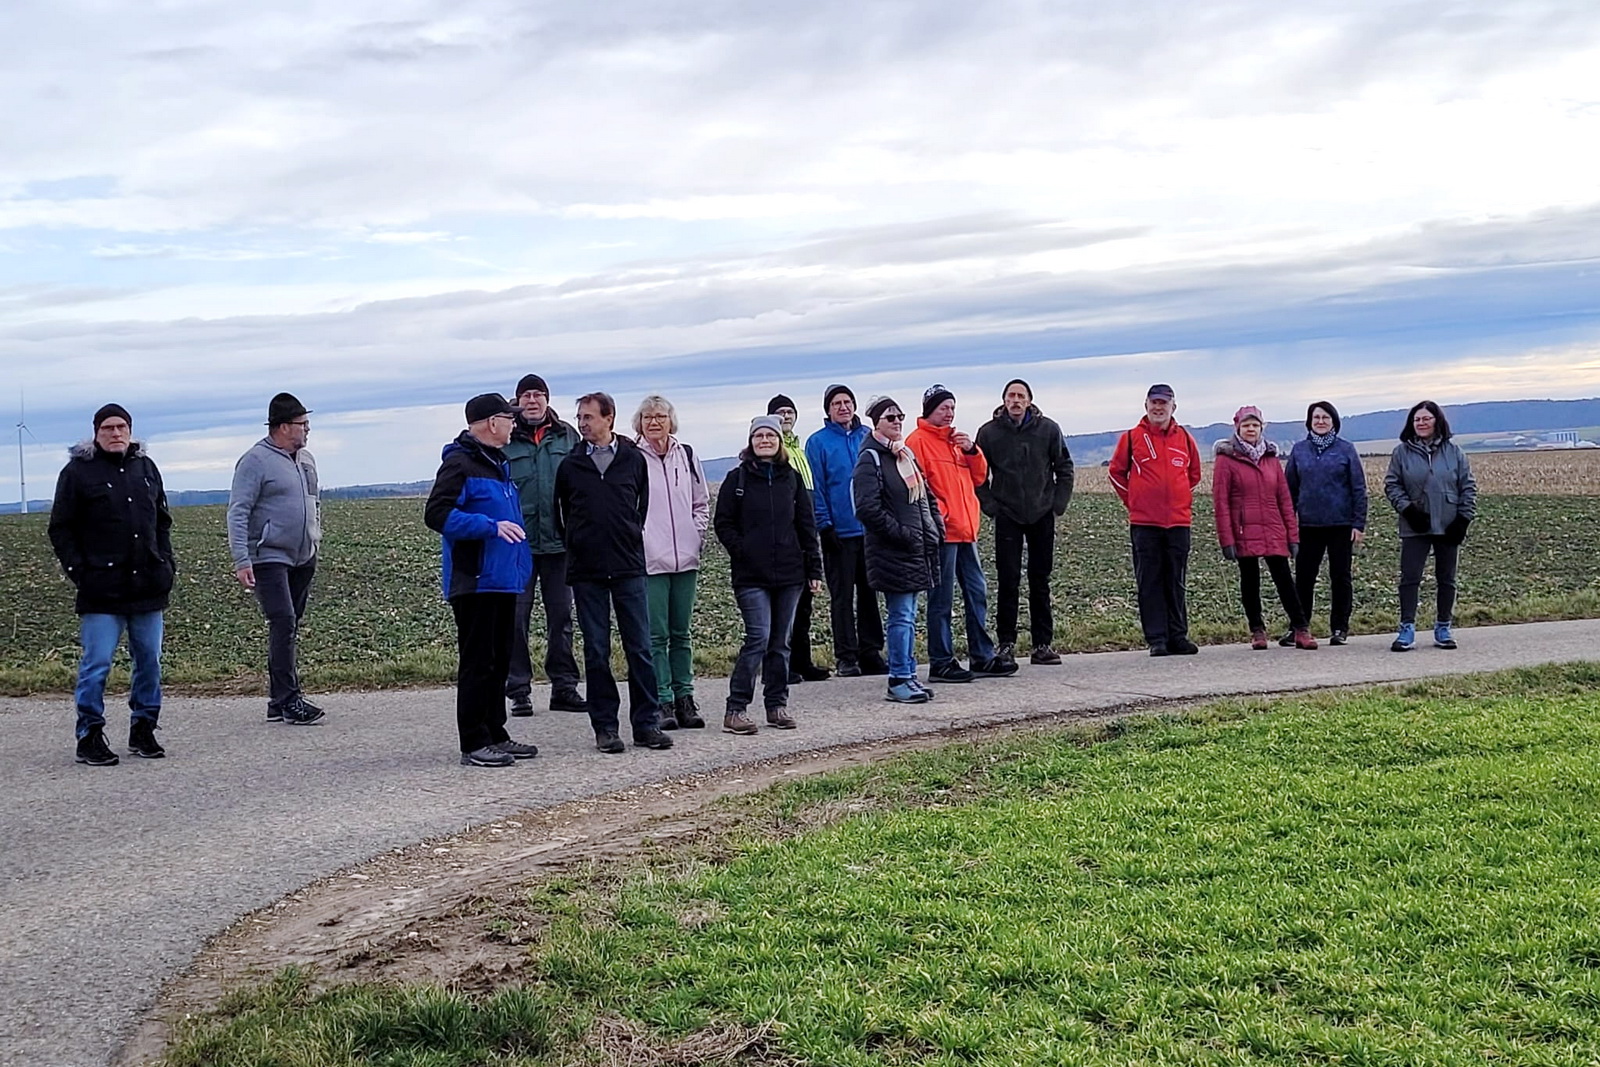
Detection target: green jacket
<box><xmin>782</xmin><ymin>431</ymin><xmax>814</xmax><ymax>490</ymax></box>
<box><xmin>504</xmin><ymin>416</ymin><xmax>581</xmax><ymax>554</ymax></box>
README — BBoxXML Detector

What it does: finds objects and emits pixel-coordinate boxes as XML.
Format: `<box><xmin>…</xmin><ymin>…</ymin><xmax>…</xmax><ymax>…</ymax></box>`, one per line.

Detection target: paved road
<box><xmin>3</xmin><ymin>619</ymin><xmax>1598</xmax><ymax>1067</ymax></box>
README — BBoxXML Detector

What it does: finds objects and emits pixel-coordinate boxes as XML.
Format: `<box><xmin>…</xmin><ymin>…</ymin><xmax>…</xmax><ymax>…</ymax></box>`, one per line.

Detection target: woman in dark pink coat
<box><xmin>1212</xmin><ymin>406</ymin><xmax>1315</xmax><ymax>650</ymax></box>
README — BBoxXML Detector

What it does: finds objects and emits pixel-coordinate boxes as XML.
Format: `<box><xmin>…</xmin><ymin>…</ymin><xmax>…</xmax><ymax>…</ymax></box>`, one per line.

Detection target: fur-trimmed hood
<box><xmin>68</xmin><ymin>439</ymin><xmax>146</xmax><ymax>462</ymax></box>
<box><xmin>1214</xmin><ymin>437</ymin><xmax>1278</xmax><ymax>460</ymax></box>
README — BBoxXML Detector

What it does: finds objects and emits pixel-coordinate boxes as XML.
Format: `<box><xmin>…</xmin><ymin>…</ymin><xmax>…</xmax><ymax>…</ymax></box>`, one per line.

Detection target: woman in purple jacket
<box><xmin>1284</xmin><ymin>401</ymin><xmax>1367</xmax><ymax>645</ymax></box>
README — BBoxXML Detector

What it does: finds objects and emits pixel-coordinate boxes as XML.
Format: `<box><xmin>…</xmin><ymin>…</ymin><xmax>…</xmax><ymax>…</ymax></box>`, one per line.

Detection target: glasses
<box><xmin>640</xmin><ymin>413</ymin><xmax>670</xmax><ymax>422</ymax></box>
<box><xmin>289</xmin><ymin>420</ymin><xmax>311</xmax><ymax>428</ymax></box>
<box><xmin>881</xmin><ymin>413</ymin><xmax>905</xmax><ymax>422</ymax></box>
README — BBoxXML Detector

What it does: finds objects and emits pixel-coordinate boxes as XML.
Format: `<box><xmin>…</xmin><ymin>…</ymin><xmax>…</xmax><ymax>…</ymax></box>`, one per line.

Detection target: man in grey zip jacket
<box><xmin>227</xmin><ymin>392</ymin><xmax>325</xmax><ymax>725</ymax></box>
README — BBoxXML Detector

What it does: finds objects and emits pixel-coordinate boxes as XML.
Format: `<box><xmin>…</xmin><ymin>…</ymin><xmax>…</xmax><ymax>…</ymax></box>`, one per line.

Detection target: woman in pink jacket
<box><xmin>1212</xmin><ymin>406</ymin><xmax>1316</xmax><ymax>650</ymax></box>
<box><xmin>634</xmin><ymin>396</ymin><xmax>710</xmax><ymax>728</ymax></box>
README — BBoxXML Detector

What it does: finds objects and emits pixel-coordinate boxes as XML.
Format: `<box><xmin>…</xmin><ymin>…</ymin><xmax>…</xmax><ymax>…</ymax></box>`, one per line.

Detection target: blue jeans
<box><xmin>75</xmin><ymin>612</ymin><xmax>163</xmax><ymax>740</ymax></box>
<box><xmin>728</xmin><ymin>585</ymin><xmax>802</xmax><ymax>714</ymax></box>
<box><xmin>927</xmin><ymin>542</ymin><xmax>996</xmax><ymax>669</ymax></box>
<box><xmin>883</xmin><ymin>591</ymin><xmax>920</xmax><ymax>680</ymax></box>
<box><xmin>572</xmin><ymin>576</ymin><xmax>663</xmax><ymax>738</ymax></box>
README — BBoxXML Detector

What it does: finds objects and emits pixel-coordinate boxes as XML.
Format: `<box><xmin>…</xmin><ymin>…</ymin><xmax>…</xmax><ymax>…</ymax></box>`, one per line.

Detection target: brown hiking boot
<box><xmin>765</xmin><ymin>706</ymin><xmax>796</xmax><ymax>730</ymax></box>
<box><xmin>722</xmin><ymin>711</ymin><xmax>758</xmax><ymax>735</ymax></box>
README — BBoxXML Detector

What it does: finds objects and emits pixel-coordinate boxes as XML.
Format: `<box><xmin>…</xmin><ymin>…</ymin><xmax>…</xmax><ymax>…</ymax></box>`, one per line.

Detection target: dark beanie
<box><xmin>922</xmin><ymin>384</ymin><xmax>955</xmax><ymax>418</ymax></box>
<box><xmin>1306</xmin><ymin>400</ymin><xmax>1341</xmax><ymax>433</ymax></box>
<box><xmin>515</xmin><ymin>373</ymin><xmax>548</xmax><ymax>397</ymax></box>
<box><xmin>92</xmin><ymin>403</ymin><xmax>132</xmax><ymax>429</ymax></box>
<box><xmin>767</xmin><ymin>393</ymin><xmax>797</xmax><ymax>414</ymax></box>
<box><xmin>866</xmin><ymin>395</ymin><xmax>901</xmax><ymax>422</ymax></box>
<box><xmin>267</xmin><ymin>392</ymin><xmax>310</xmax><ymax>427</ymax></box>
<box><xmin>1003</xmin><ymin>378</ymin><xmax>1033</xmax><ymax>400</ymax></box>
<box><xmin>465</xmin><ymin>392</ymin><xmax>516</xmax><ymax>423</ymax></box>
<box><xmin>824</xmin><ymin>383</ymin><xmax>855</xmax><ymax>412</ymax></box>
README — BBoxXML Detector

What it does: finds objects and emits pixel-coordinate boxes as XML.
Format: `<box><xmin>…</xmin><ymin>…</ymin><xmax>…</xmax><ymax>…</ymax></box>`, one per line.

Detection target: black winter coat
<box><xmin>713</xmin><ymin>458</ymin><xmax>822</xmax><ymax>588</ymax></box>
<box><xmin>852</xmin><ymin>435</ymin><xmax>944</xmax><ymax>594</ymax></box>
<box><xmin>48</xmin><ymin>441</ymin><xmax>175</xmax><ymax>615</ymax></box>
<box><xmin>554</xmin><ymin>437</ymin><xmax>650</xmax><ymax>583</ymax></box>
<box><xmin>973</xmin><ymin>405</ymin><xmax>1075</xmax><ymax>524</ymax></box>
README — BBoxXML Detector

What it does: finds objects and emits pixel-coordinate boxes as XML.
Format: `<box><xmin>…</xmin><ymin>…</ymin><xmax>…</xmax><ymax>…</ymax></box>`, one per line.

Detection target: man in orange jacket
<box><xmin>907</xmin><ymin>385</ymin><xmax>1018</xmax><ymax>682</ymax></box>
<box><xmin>1109</xmin><ymin>383</ymin><xmax>1204</xmax><ymax>656</ymax></box>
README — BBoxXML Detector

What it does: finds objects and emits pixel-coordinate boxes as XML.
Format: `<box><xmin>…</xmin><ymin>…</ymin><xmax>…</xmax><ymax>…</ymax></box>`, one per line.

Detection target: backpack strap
<box><xmin>682</xmin><ymin>442</ymin><xmax>701</xmax><ymax>484</ymax></box>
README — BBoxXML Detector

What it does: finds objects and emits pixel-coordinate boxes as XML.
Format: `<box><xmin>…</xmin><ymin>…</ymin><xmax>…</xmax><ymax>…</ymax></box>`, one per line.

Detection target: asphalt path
<box><xmin>3</xmin><ymin>619</ymin><xmax>1599</xmax><ymax>1067</ymax></box>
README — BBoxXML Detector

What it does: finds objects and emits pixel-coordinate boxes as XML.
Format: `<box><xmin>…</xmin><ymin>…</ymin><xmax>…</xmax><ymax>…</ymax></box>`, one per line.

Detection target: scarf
<box><xmin>1309</xmin><ymin>430</ymin><xmax>1338</xmax><ymax>454</ymax></box>
<box><xmin>874</xmin><ymin>432</ymin><xmax>927</xmax><ymax>503</ymax></box>
<box><xmin>1231</xmin><ymin>433</ymin><xmax>1268</xmax><ymax>464</ymax></box>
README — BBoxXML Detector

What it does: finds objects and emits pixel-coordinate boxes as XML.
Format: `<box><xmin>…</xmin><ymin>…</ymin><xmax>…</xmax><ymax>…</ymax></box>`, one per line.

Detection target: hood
<box><xmin>69</xmin><ymin>439</ymin><xmax>145</xmax><ymax>462</ymax></box>
<box><xmin>990</xmin><ymin>403</ymin><xmax>1041</xmax><ymax>427</ymax></box>
<box><xmin>442</xmin><ymin>428</ymin><xmax>506</xmax><ymax>464</ymax></box>
<box><xmin>1214</xmin><ymin>438</ymin><xmax>1279</xmax><ymax>459</ymax></box>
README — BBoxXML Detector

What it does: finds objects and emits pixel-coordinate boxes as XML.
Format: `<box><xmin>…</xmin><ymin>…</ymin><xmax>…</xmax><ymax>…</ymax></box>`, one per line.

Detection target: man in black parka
<box><xmin>48</xmin><ymin>404</ymin><xmax>176</xmax><ymax>765</ymax></box>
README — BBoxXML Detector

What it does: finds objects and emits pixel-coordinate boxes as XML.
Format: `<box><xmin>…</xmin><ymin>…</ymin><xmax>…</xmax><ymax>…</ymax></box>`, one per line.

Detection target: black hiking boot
<box><xmin>128</xmin><ymin>719</ymin><xmax>165</xmax><ymax>759</ymax></box>
<box><xmin>76</xmin><ymin>726</ymin><xmax>119</xmax><ymax>766</ymax></box>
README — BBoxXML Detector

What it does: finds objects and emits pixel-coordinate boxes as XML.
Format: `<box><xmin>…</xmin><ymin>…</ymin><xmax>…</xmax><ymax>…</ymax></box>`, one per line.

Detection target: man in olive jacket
<box><xmin>503</xmin><ymin>373</ymin><xmax>585</xmax><ymax>714</ymax></box>
<box><xmin>973</xmin><ymin>379</ymin><xmax>1075</xmax><ymax>667</ymax></box>
<box><xmin>49</xmin><ymin>404</ymin><xmax>175</xmax><ymax>765</ymax></box>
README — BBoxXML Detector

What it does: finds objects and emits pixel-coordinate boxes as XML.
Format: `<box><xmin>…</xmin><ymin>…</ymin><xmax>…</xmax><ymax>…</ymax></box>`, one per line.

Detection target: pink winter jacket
<box><xmin>638</xmin><ymin>437</ymin><xmax>709</xmax><ymax>574</ymax></box>
<box><xmin>1212</xmin><ymin>439</ymin><xmax>1299</xmax><ymax>558</ymax></box>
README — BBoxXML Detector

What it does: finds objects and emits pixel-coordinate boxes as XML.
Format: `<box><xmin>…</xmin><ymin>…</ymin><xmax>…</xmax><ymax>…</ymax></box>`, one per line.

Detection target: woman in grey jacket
<box><xmin>1383</xmin><ymin>400</ymin><xmax>1477</xmax><ymax>651</ymax></box>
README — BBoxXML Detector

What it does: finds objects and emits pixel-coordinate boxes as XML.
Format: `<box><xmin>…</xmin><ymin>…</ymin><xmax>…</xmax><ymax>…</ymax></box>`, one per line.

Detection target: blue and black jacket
<box><xmin>803</xmin><ymin>417</ymin><xmax>871</xmax><ymax>537</ymax></box>
<box><xmin>424</xmin><ymin>430</ymin><xmax>533</xmax><ymax>599</ymax></box>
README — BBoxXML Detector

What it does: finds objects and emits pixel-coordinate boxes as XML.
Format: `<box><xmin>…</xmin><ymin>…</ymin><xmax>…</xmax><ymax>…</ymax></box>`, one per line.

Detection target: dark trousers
<box><xmin>1130</xmin><ymin>525</ymin><xmax>1191</xmax><ymax>649</ymax></box>
<box><xmin>1399</xmin><ymin>536</ymin><xmax>1460</xmax><ymax>624</ymax></box>
<box><xmin>505</xmin><ymin>551</ymin><xmax>580</xmax><ymax>700</ymax></box>
<box><xmin>994</xmin><ymin>513</ymin><xmax>1055</xmax><ymax>648</ymax></box>
<box><xmin>252</xmin><ymin>560</ymin><xmax>316</xmax><ymax>711</ymax></box>
<box><xmin>1237</xmin><ymin>555</ymin><xmax>1306</xmax><ymax>631</ymax></box>
<box><xmin>1296</xmin><ymin>525</ymin><xmax>1355</xmax><ymax>632</ymax></box>
<box><xmin>789</xmin><ymin>585</ymin><xmax>818</xmax><ymax>671</ymax></box>
<box><xmin>451</xmin><ymin>594</ymin><xmax>515</xmax><ymax>753</ymax></box>
<box><xmin>572</xmin><ymin>576</ymin><xmax>662</xmax><ymax>738</ymax></box>
<box><xmin>729</xmin><ymin>585</ymin><xmax>803</xmax><ymax>714</ymax></box>
<box><xmin>822</xmin><ymin>535</ymin><xmax>884</xmax><ymax>668</ymax></box>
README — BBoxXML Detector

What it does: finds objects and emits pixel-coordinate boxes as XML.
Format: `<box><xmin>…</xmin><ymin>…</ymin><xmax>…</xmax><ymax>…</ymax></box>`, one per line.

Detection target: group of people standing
<box><xmin>48</xmin><ymin>380</ymin><xmax>1477</xmax><ymax>769</ymax></box>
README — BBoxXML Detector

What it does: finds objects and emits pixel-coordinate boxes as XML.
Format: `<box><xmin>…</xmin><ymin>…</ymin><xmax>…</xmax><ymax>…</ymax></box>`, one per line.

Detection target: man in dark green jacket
<box><xmin>503</xmin><ymin>373</ymin><xmax>586</xmax><ymax>714</ymax></box>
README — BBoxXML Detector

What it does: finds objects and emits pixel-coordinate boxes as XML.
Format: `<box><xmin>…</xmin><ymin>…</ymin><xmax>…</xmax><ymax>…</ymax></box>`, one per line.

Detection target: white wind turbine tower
<box><xmin>16</xmin><ymin>391</ymin><xmax>37</xmax><ymax>515</ymax></box>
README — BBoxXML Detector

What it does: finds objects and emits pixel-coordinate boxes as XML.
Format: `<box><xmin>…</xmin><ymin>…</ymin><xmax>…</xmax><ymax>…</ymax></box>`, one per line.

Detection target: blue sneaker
<box><xmin>885</xmin><ymin>679</ymin><xmax>931</xmax><ymax>704</ymax></box>
<box><xmin>1434</xmin><ymin>622</ymin><xmax>1457</xmax><ymax>650</ymax></box>
<box><xmin>1390</xmin><ymin>623</ymin><xmax>1415</xmax><ymax>652</ymax></box>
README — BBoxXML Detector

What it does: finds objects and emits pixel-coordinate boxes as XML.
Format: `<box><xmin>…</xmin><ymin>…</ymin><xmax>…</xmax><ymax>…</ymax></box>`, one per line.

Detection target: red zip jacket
<box><xmin>1109</xmin><ymin>416</ymin><xmax>1202</xmax><ymax>528</ymax></box>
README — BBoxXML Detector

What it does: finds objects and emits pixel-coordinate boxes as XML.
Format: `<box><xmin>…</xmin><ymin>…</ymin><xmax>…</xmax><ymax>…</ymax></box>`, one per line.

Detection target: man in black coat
<box><xmin>48</xmin><ymin>404</ymin><xmax>175</xmax><ymax>765</ymax></box>
<box><xmin>553</xmin><ymin>391</ymin><xmax>673</xmax><ymax>754</ymax></box>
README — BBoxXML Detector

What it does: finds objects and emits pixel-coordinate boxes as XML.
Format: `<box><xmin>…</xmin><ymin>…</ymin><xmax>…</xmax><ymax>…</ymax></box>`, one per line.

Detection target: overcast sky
<box><xmin>4</xmin><ymin>0</ymin><xmax>1599</xmax><ymax>495</ymax></box>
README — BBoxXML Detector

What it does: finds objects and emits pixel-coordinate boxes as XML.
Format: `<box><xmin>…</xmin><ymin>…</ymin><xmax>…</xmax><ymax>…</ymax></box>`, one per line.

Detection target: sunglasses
<box><xmin>881</xmin><ymin>412</ymin><xmax>906</xmax><ymax>422</ymax></box>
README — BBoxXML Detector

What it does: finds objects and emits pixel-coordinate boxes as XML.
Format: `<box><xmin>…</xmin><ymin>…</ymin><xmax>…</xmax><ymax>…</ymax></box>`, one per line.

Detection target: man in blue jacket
<box><xmin>804</xmin><ymin>384</ymin><xmax>887</xmax><ymax>676</ymax></box>
<box><xmin>425</xmin><ymin>393</ymin><xmax>538</xmax><ymax>768</ymax></box>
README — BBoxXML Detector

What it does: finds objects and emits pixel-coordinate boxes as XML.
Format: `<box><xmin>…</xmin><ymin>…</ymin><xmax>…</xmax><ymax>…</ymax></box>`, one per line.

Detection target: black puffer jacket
<box><xmin>851</xmin><ymin>435</ymin><xmax>944</xmax><ymax>593</ymax></box>
<box><xmin>713</xmin><ymin>458</ymin><xmax>822</xmax><ymax>588</ymax></box>
<box><xmin>973</xmin><ymin>404</ymin><xmax>1075</xmax><ymax>524</ymax></box>
<box><xmin>47</xmin><ymin>441</ymin><xmax>175</xmax><ymax>615</ymax></box>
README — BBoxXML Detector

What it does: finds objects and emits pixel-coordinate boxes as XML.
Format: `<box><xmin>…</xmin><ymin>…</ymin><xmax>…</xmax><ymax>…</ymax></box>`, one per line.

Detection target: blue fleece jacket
<box><xmin>1285</xmin><ymin>435</ymin><xmax>1368</xmax><ymax>530</ymax></box>
<box><xmin>803</xmin><ymin>417</ymin><xmax>871</xmax><ymax>537</ymax></box>
<box><xmin>423</xmin><ymin>431</ymin><xmax>533</xmax><ymax>599</ymax></box>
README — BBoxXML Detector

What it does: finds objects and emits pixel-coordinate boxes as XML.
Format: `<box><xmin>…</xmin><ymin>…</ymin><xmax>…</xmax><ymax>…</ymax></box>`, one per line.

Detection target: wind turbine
<box><xmin>16</xmin><ymin>391</ymin><xmax>37</xmax><ymax>515</ymax></box>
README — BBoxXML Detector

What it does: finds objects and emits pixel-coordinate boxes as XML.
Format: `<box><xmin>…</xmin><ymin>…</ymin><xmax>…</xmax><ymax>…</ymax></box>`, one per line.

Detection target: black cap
<box><xmin>1003</xmin><ymin>378</ymin><xmax>1033</xmax><ymax>400</ymax></box>
<box><xmin>267</xmin><ymin>392</ymin><xmax>310</xmax><ymax>427</ymax></box>
<box><xmin>767</xmin><ymin>393</ymin><xmax>797</xmax><ymax>414</ymax></box>
<box><xmin>92</xmin><ymin>403</ymin><xmax>132</xmax><ymax>429</ymax></box>
<box><xmin>465</xmin><ymin>393</ymin><xmax>517</xmax><ymax>423</ymax></box>
<box><xmin>824</xmin><ymin>384</ymin><xmax>855</xmax><ymax>412</ymax></box>
<box><xmin>1146</xmin><ymin>383</ymin><xmax>1175</xmax><ymax>400</ymax></box>
<box><xmin>922</xmin><ymin>384</ymin><xmax>955</xmax><ymax>418</ymax></box>
<box><xmin>515</xmin><ymin>374</ymin><xmax>548</xmax><ymax>398</ymax></box>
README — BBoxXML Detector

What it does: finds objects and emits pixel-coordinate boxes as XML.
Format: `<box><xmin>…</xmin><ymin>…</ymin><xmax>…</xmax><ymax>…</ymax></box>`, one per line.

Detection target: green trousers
<box><xmin>646</xmin><ymin>570</ymin><xmax>697</xmax><ymax>704</ymax></box>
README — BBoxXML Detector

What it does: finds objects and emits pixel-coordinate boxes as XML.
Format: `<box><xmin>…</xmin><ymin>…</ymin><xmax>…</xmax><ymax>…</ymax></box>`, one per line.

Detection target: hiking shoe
<box><xmin>461</xmin><ymin>746</ymin><xmax>515</xmax><ymax>767</ymax></box>
<box><xmin>908</xmin><ymin>677</ymin><xmax>935</xmax><ymax>700</ymax></box>
<box><xmin>1277</xmin><ymin>630</ymin><xmax>1295</xmax><ymax>648</ymax></box>
<box><xmin>929</xmin><ymin>663</ymin><xmax>974</xmax><ymax>683</ymax></box>
<box><xmin>1149</xmin><ymin>644</ymin><xmax>1171</xmax><ymax>657</ymax></box>
<box><xmin>549</xmin><ymin>689</ymin><xmax>588</xmax><ymax>713</ymax></box>
<box><xmin>787</xmin><ymin>670</ymin><xmax>805</xmax><ymax>685</ymax></box>
<box><xmin>281</xmin><ymin>700</ymin><xmax>325</xmax><ymax>725</ymax></box>
<box><xmin>994</xmin><ymin>643</ymin><xmax>1019</xmax><ymax>670</ymax></box>
<box><xmin>674</xmin><ymin>695</ymin><xmax>706</xmax><ymax>729</ymax></box>
<box><xmin>1434</xmin><ymin>623</ymin><xmax>1457</xmax><ymax>650</ymax></box>
<box><xmin>723</xmin><ymin>711</ymin><xmax>759</xmax><ymax>735</ymax></box>
<box><xmin>885</xmin><ymin>679</ymin><xmax>930</xmax><ymax>704</ymax></box>
<box><xmin>297</xmin><ymin>697</ymin><xmax>324</xmax><ymax>716</ymax></box>
<box><xmin>1250</xmin><ymin>629</ymin><xmax>1269</xmax><ymax>651</ymax></box>
<box><xmin>265</xmin><ymin>705</ymin><xmax>284</xmax><ymax>723</ymax></box>
<box><xmin>1167</xmin><ymin>637</ymin><xmax>1200</xmax><ymax>655</ymax></box>
<box><xmin>75</xmin><ymin>726</ymin><xmax>119</xmax><ymax>767</ymax></box>
<box><xmin>492</xmin><ymin>739</ymin><xmax>540</xmax><ymax>760</ymax></box>
<box><xmin>1329</xmin><ymin>630</ymin><xmax>1348</xmax><ymax>646</ymax></box>
<box><xmin>128</xmin><ymin>719</ymin><xmax>165</xmax><ymax>759</ymax></box>
<box><xmin>766</xmin><ymin>707</ymin><xmax>796</xmax><ymax>730</ymax></box>
<box><xmin>658</xmin><ymin>708</ymin><xmax>679</xmax><ymax>730</ymax></box>
<box><xmin>1391</xmin><ymin>623</ymin><xmax>1415</xmax><ymax>652</ymax></box>
<box><xmin>1030</xmin><ymin>644</ymin><xmax>1063</xmax><ymax>666</ymax></box>
<box><xmin>859</xmin><ymin>653</ymin><xmax>891</xmax><ymax>676</ymax></box>
<box><xmin>595</xmin><ymin>732</ymin><xmax>625</xmax><ymax>754</ymax></box>
<box><xmin>508</xmin><ymin>698</ymin><xmax>534</xmax><ymax>717</ymax></box>
<box><xmin>798</xmin><ymin>664</ymin><xmax>832</xmax><ymax>681</ymax></box>
<box><xmin>634</xmin><ymin>729</ymin><xmax>675</xmax><ymax>750</ymax></box>
<box><xmin>835</xmin><ymin>661</ymin><xmax>863</xmax><ymax>677</ymax></box>
<box><xmin>970</xmin><ymin>656</ymin><xmax>1019</xmax><ymax>677</ymax></box>
<box><xmin>1293</xmin><ymin>628</ymin><xmax>1319</xmax><ymax>650</ymax></box>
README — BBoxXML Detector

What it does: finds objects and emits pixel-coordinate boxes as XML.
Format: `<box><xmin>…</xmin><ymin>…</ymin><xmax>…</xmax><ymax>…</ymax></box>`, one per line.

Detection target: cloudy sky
<box><xmin>4</xmin><ymin>0</ymin><xmax>1599</xmax><ymax>495</ymax></box>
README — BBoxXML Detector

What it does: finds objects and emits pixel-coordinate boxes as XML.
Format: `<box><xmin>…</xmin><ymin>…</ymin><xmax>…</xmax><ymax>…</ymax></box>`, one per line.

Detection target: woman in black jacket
<box><xmin>852</xmin><ymin>396</ymin><xmax>944</xmax><ymax>704</ymax></box>
<box><xmin>713</xmin><ymin>416</ymin><xmax>823</xmax><ymax>734</ymax></box>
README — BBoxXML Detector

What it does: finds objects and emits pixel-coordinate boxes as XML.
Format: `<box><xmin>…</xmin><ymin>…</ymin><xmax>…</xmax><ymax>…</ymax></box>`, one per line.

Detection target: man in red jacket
<box><xmin>1109</xmin><ymin>384</ymin><xmax>1203</xmax><ymax>656</ymax></box>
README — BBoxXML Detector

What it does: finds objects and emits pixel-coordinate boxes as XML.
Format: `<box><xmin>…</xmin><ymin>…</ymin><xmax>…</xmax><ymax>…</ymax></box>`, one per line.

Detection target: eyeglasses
<box><xmin>488</xmin><ymin>414</ymin><xmax>515</xmax><ymax>424</ymax></box>
<box><xmin>881</xmin><ymin>413</ymin><xmax>905</xmax><ymax>422</ymax></box>
<box><xmin>640</xmin><ymin>413</ymin><xmax>670</xmax><ymax>422</ymax></box>
<box><xmin>289</xmin><ymin>420</ymin><xmax>311</xmax><ymax>428</ymax></box>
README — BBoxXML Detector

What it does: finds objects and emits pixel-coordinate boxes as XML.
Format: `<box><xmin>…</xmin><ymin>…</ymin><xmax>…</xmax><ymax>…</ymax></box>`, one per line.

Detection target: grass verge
<box><xmin>160</xmin><ymin>663</ymin><xmax>1600</xmax><ymax>1066</ymax></box>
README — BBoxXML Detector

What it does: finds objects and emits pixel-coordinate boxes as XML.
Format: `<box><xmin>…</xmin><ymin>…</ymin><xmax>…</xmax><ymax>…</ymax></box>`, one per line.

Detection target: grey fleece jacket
<box><xmin>227</xmin><ymin>439</ymin><xmax>322</xmax><ymax>568</ymax></box>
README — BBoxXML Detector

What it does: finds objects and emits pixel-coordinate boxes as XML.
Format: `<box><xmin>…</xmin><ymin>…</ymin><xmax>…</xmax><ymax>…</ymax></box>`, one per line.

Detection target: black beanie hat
<box><xmin>767</xmin><ymin>393</ymin><xmax>797</xmax><ymax>414</ymax></box>
<box><xmin>824</xmin><ymin>383</ymin><xmax>855</xmax><ymax>412</ymax></box>
<box><xmin>92</xmin><ymin>403</ymin><xmax>132</xmax><ymax>429</ymax></box>
<box><xmin>1003</xmin><ymin>378</ymin><xmax>1033</xmax><ymax>400</ymax></box>
<box><xmin>865</xmin><ymin>395</ymin><xmax>901</xmax><ymax>422</ymax></box>
<box><xmin>465</xmin><ymin>392</ymin><xmax>517</xmax><ymax>423</ymax></box>
<box><xmin>1306</xmin><ymin>400</ymin><xmax>1341</xmax><ymax>433</ymax></box>
<box><xmin>267</xmin><ymin>392</ymin><xmax>310</xmax><ymax>427</ymax></box>
<box><xmin>922</xmin><ymin>384</ymin><xmax>955</xmax><ymax>418</ymax></box>
<box><xmin>515</xmin><ymin>374</ymin><xmax>548</xmax><ymax>398</ymax></box>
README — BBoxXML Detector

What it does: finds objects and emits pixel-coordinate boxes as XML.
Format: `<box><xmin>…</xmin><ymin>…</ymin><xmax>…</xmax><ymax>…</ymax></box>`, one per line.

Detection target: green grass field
<box><xmin>159</xmin><ymin>665</ymin><xmax>1600</xmax><ymax>1065</ymax></box>
<box><xmin>3</xmin><ymin>492</ymin><xmax>1598</xmax><ymax>695</ymax></box>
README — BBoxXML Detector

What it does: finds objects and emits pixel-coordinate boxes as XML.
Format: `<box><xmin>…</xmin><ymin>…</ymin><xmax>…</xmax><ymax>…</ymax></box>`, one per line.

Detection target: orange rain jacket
<box><xmin>906</xmin><ymin>418</ymin><xmax>990</xmax><ymax>543</ymax></box>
